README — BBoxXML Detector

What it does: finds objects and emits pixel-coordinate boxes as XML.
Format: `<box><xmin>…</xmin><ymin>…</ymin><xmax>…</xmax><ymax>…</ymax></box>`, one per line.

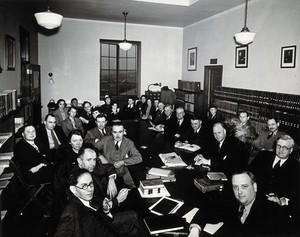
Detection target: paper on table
<box><xmin>182</xmin><ymin>207</ymin><xmax>199</xmax><ymax>223</ymax></box>
<box><xmin>203</xmin><ymin>222</ymin><xmax>224</xmax><ymax>235</ymax></box>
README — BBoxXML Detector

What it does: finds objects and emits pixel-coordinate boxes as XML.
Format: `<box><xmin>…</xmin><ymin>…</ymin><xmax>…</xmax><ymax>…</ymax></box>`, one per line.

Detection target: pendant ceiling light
<box><xmin>119</xmin><ymin>12</ymin><xmax>132</xmax><ymax>51</ymax></box>
<box><xmin>235</xmin><ymin>0</ymin><xmax>255</xmax><ymax>45</ymax></box>
<box><xmin>34</xmin><ymin>1</ymin><xmax>63</xmax><ymax>30</ymax></box>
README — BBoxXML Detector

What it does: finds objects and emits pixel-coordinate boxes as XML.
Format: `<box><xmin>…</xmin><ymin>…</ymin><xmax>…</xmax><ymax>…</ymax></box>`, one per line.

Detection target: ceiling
<box><xmin>3</xmin><ymin>0</ymin><xmax>246</xmax><ymax>28</ymax></box>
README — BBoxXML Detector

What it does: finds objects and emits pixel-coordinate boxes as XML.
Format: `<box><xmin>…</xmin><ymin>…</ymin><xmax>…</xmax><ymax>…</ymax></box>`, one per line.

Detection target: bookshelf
<box><xmin>213</xmin><ymin>86</ymin><xmax>300</xmax><ymax>143</ymax></box>
<box><xmin>175</xmin><ymin>80</ymin><xmax>204</xmax><ymax>116</ymax></box>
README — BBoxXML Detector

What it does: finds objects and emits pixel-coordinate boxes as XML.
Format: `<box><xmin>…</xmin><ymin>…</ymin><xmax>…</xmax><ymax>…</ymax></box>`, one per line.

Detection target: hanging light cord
<box><xmin>123</xmin><ymin>12</ymin><xmax>128</xmax><ymax>41</ymax></box>
<box><xmin>242</xmin><ymin>0</ymin><xmax>249</xmax><ymax>31</ymax></box>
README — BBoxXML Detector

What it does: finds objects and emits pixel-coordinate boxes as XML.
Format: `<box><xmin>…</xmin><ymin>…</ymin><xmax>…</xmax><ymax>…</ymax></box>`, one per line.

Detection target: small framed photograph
<box><xmin>281</xmin><ymin>45</ymin><xmax>296</xmax><ymax>68</ymax></box>
<box><xmin>5</xmin><ymin>34</ymin><xmax>16</xmax><ymax>70</ymax></box>
<box><xmin>187</xmin><ymin>47</ymin><xmax>197</xmax><ymax>71</ymax></box>
<box><xmin>235</xmin><ymin>45</ymin><xmax>248</xmax><ymax>68</ymax></box>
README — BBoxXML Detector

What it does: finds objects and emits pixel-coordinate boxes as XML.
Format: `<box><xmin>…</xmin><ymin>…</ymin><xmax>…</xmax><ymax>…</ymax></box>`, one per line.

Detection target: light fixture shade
<box><xmin>235</xmin><ymin>31</ymin><xmax>256</xmax><ymax>45</ymax></box>
<box><xmin>34</xmin><ymin>10</ymin><xmax>63</xmax><ymax>29</ymax></box>
<box><xmin>119</xmin><ymin>41</ymin><xmax>132</xmax><ymax>51</ymax></box>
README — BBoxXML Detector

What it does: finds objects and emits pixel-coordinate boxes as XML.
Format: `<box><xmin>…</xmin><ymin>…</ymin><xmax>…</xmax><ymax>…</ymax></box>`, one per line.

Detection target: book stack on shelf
<box><xmin>0</xmin><ymin>89</ymin><xmax>17</xmax><ymax>117</ymax></box>
<box><xmin>138</xmin><ymin>179</ymin><xmax>170</xmax><ymax>198</ymax></box>
<box><xmin>146</xmin><ymin>167</ymin><xmax>176</xmax><ymax>183</ymax></box>
<box><xmin>213</xmin><ymin>86</ymin><xmax>300</xmax><ymax>142</ymax></box>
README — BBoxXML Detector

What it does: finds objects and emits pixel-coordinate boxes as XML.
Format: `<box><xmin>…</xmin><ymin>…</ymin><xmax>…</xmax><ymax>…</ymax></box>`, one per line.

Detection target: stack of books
<box><xmin>146</xmin><ymin>167</ymin><xmax>176</xmax><ymax>183</ymax></box>
<box><xmin>138</xmin><ymin>179</ymin><xmax>170</xmax><ymax>198</ymax></box>
<box><xmin>194</xmin><ymin>177</ymin><xmax>224</xmax><ymax>193</ymax></box>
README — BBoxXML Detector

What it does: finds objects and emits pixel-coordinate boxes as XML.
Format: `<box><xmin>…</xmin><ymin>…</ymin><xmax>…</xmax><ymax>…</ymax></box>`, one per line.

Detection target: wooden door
<box><xmin>203</xmin><ymin>65</ymin><xmax>223</xmax><ymax>116</ymax></box>
<box><xmin>26</xmin><ymin>64</ymin><xmax>41</xmax><ymax>125</ymax></box>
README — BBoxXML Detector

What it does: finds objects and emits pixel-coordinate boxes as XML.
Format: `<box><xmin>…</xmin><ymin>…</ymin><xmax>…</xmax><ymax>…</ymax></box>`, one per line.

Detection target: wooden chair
<box><xmin>9</xmin><ymin>159</ymin><xmax>52</xmax><ymax>217</ymax></box>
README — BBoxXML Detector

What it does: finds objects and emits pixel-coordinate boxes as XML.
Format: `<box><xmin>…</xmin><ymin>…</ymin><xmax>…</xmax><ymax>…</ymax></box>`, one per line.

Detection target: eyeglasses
<box><xmin>75</xmin><ymin>182</ymin><xmax>94</xmax><ymax>190</ymax></box>
<box><xmin>276</xmin><ymin>144</ymin><xmax>291</xmax><ymax>151</ymax></box>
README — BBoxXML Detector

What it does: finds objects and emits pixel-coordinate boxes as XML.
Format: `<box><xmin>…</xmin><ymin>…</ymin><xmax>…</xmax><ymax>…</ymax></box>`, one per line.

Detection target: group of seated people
<box><xmin>12</xmin><ymin>94</ymin><xmax>300</xmax><ymax>237</ymax></box>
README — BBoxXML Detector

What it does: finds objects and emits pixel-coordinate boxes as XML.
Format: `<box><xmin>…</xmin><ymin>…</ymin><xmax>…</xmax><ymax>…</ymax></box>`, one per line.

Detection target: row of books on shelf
<box><xmin>215</xmin><ymin>99</ymin><xmax>238</xmax><ymax>115</ymax></box>
<box><xmin>178</xmin><ymin>80</ymin><xmax>201</xmax><ymax>92</ymax></box>
<box><xmin>214</xmin><ymin>86</ymin><xmax>300</xmax><ymax>111</ymax></box>
<box><xmin>0</xmin><ymin>89</ymin><xmax>17</xmax><ymax>118</ymax></box>
<box><xmin>184</xmin><ymin>102</ymin><xmax>194</xmax><ymax>113</ymax></box>
<box><xmin>184</xmin><ymin>93</ymin><xmax>195</xmax><ymax>103</ymax></box>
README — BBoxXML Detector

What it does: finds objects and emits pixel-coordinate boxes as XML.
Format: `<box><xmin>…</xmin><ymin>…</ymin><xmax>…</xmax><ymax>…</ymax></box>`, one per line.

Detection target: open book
<box><xmin>174</xmin><ymin>142</ymin><xmax>200</xmax><ymax>152</ymax></box>
<box><xmin>149</xmin><ymin>196</ymin><xmax>184</xmax><ymax>216</ymax></box>
<box><xmin>159</xmin><ymin>152</ymin><xmax>187</xmax><ymax>168</ymax></box>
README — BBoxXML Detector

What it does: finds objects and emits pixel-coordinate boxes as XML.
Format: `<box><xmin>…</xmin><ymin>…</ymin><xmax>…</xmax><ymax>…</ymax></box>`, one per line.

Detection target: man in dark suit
<box><xmin>151</xmin><ymin>102</ymin><xmax>165</xmax><ymax>125</ymax></box>
<box><xmin>121</xmin><ymin>97</ymin><xmax>138</xmax><ymax>120</ymax></box>
<box><xmin>55</xmin><ymin>169</ymin><xmax>140</xmax><ymax>237</ymax></box>
<box><xmin>173</xmin><ymin>107</ymin><xmax>192</xmax><ymax>142</ymax></box>
<box><xmin>177</xmin><ymin>115</ymin><xmax>210</xmax><ymax>148</ymax></box>
<box><xmin>85</xmin><ymin>113</ymin><xmax>111</xmax><ymax>145</ymax></box>
<box><xmin>250</xmin><ymin>135</ymin><xmax>300</xmax><ymax>236</ymax></box>
<box><xmin>194</xmin><ymin>122</ymin><xmax>249</xmax><ymax>177</ymax></box>
<box><xmin>189</xmin><ymin>170</ymin><xmax>276</xmax><ymax>237</ymax></box>
<box><xmin>37</xmin><ymin>114</ymin><xmax>67</xmax><ymax>161</ymax></box>
<box><xmin>94</xmin><ymin>122</ymin><xmax>142</xmax><ymax>188</ymax></box>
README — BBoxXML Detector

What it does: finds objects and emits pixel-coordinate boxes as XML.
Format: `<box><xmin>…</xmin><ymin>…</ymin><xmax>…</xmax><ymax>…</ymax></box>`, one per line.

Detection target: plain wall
<box><xmin>38</xmin><ymin>19</ymin><xmax>183</xmax><ymax>117</ymax></box>
<box><xmin>182</xmin><ymin>0</ymin><xmax>300</xmax><ymax>93</ymax></box>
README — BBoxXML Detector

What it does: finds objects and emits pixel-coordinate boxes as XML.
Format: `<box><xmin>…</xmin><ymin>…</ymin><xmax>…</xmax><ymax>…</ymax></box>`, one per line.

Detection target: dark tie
<box><xmin>273</xmin><ymin>160</ymin><xmax>281</xmax><ymax>171</ymax></box>
<box><xmin>115</xmin><ymin>141</ymin><xmax>119</xmax><ymax>151</ymax></box>
<box><xmin>267</xmin><ymin>132</ymin><xmax>273</xmax><ymax>139</ymax></box>
<box><xmin>238</xmin><ymin>205</ymin><xmax>245</xmax><ymax>222</ymax></box>
<box><xmin>51</xmin><ymin>129</ymin><xmax>60</xmax><ymax>149</ymax></box>
<box><xmin>102</xmin><ymin>129</ymin><xmax>106</xmax><ymax>135</ymax></box>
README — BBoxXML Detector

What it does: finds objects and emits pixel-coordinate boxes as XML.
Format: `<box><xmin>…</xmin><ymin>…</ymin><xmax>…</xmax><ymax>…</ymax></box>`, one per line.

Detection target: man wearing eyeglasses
<box><xmin>250</xmin><ymin>134</ymin><xmax>300</xmax><ymax>236</ymax></box>
<box><xmin>55</xmin><ymin>169</ymin><xmax>133</xmax><ymax>237</ymax></box>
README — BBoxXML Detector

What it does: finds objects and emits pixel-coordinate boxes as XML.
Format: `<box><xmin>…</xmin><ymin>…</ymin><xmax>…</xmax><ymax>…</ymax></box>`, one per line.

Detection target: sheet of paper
<box><xmin>182</xmin><ymin>207</ymin><xmax>199</xmax><ymax>223</ymax></box>
<box><xmin>203</xmin><ymin>222</ymin><xmax>224</xmax><ymax>235</ymax></box>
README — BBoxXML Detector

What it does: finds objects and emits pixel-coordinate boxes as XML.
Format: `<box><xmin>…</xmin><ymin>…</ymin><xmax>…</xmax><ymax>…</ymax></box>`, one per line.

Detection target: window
<box><xmin>100</xmin><ymin>40</ymin><xmax>140</xmax><ymax>100</ymax></box>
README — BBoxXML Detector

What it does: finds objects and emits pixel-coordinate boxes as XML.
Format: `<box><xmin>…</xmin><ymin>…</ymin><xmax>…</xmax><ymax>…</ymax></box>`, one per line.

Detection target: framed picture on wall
<box><xmin>235</xmin><ymin>45</ymin><xmax>248</xmax><ymax>68</ymax></box>
<box><xmin>187</xmin><ymin>47</ymin><xmax>197</xmax><ymax>71</ymax></box>
<box><xmin>281</xmin><ymin>45</ymin><xmax>296</xmax><ymax>68</ymax></box>
<box><xmin>5</xmin><ymin>34</ymin><xmax>16</xmax><ymax>70</ymax></box>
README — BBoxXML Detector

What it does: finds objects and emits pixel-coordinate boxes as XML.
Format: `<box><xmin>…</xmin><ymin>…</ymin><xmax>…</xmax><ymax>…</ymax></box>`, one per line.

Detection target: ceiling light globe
<box><xmin>235</xmin><ymin>32</ymin><xmax>255</xmax><ymax>45</ymax></box>
<box><xmin>34</xmin><ymin>11</ymin><xmax>63</xmax><ymax>29</ymax></box>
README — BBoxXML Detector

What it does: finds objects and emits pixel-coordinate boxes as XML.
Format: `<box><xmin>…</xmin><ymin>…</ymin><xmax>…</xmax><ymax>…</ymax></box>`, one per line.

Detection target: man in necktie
<box><xmin>188</xmin><ymin>170</ymin><xmax>276</xmax><ymax>236</ymax></box>
<box><xmin>37</xmin><ymin>114</ymin><xmax>67</xmax><ymax>161</ymax></box>
<box><xmin>95</xmin><ymin>122</ymin><xmax>142</xmax><ymax>188</ymax></box>
<box><xmin>174</xmin><ymin>107</ymin><xmax>191</xmax><ymax>141</ymax></box>
<box><xmin>250</xmin><ymin>135</ymin><xmax>300</xmax><ymax>236</ymax></box>
<box><xmin>252</xmin><ymin>117</ymin><xmax>286</xmax><ymax>152</ymax></box>
<box><xmin>85</xmin><ymin>113</ymin><xmax>112</xmax><ymax>145</ymax></box>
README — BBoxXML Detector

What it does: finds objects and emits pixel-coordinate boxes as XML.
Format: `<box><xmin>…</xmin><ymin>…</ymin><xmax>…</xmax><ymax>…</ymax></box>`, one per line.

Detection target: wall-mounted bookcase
<box><xmin>175</xmin><ymin>80</ymin><xmax>203</xmax><ymax>116</ymax></box>
<box><xmin>213</xmin><ymin>86</ymin><xmax>300</xmax><ymax>143</ymax></box>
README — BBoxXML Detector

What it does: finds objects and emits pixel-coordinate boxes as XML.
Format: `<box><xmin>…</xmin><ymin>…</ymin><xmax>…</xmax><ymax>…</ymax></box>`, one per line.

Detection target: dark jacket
<box><xmin>54</xmin><ymin>196</ymin><xmax>119</xmax><ymax>237</ymax></box>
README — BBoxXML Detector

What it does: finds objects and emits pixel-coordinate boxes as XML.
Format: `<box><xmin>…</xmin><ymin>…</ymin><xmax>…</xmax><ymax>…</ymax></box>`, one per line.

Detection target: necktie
<box><xmin>115</xmin><ymin>141</ymin><xmax>119</xmax><ymax>151</ymax></box>
<box><xmin>273</xmin><ymin>160</ymin><xmax>281</xmax><ymax>171</ymax></box>
<box><xmin>238</xmin><ymin>205</ymin><xmax>246</xmax><ymax>223</ymax></box>
<box><xmin>51</xmin><ymin>129</ymin><xmax>60</xmax><ymax>149</ymax></box>
<box><xmin>32</xmin><ymin>143</ymin><xmax>39</xmax><ymax>152</ymax></box>
<box><xmin>267</xmin><ymin>132</ymin><xmax>273</xmax><ymax>139</ymax></box>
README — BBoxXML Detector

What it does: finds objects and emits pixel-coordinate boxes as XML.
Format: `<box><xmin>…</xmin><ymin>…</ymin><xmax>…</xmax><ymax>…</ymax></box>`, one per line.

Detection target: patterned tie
<box><xmin>32</xmin><ymin>143</ymin><xmax>39</xmax><ymax>152</ymax></box>
<box><xmin>102</xmin><ymin>129</ymin><xmax>106</xmax><ymax>135</ymax></box>
<box><xmin>51</xmin><ymin>129</ymin><xmax>60</xmax><ymax>149</ymax></box>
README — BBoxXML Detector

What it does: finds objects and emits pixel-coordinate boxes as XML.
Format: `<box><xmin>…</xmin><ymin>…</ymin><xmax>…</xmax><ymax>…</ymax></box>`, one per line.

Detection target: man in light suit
<box><xmin>252</xmin><ymin>117</ymin><xmax>286</xmax><ymax>152</ymax></box>
<box><xmin>94</xmin><ymin>122</ymin><xmax>142</xmax><ymax>188</ymax></box>
<box><xmin>85</xmin><ymin>113</ymin><xmax>111</xmax><ymax>145</ymax></box>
